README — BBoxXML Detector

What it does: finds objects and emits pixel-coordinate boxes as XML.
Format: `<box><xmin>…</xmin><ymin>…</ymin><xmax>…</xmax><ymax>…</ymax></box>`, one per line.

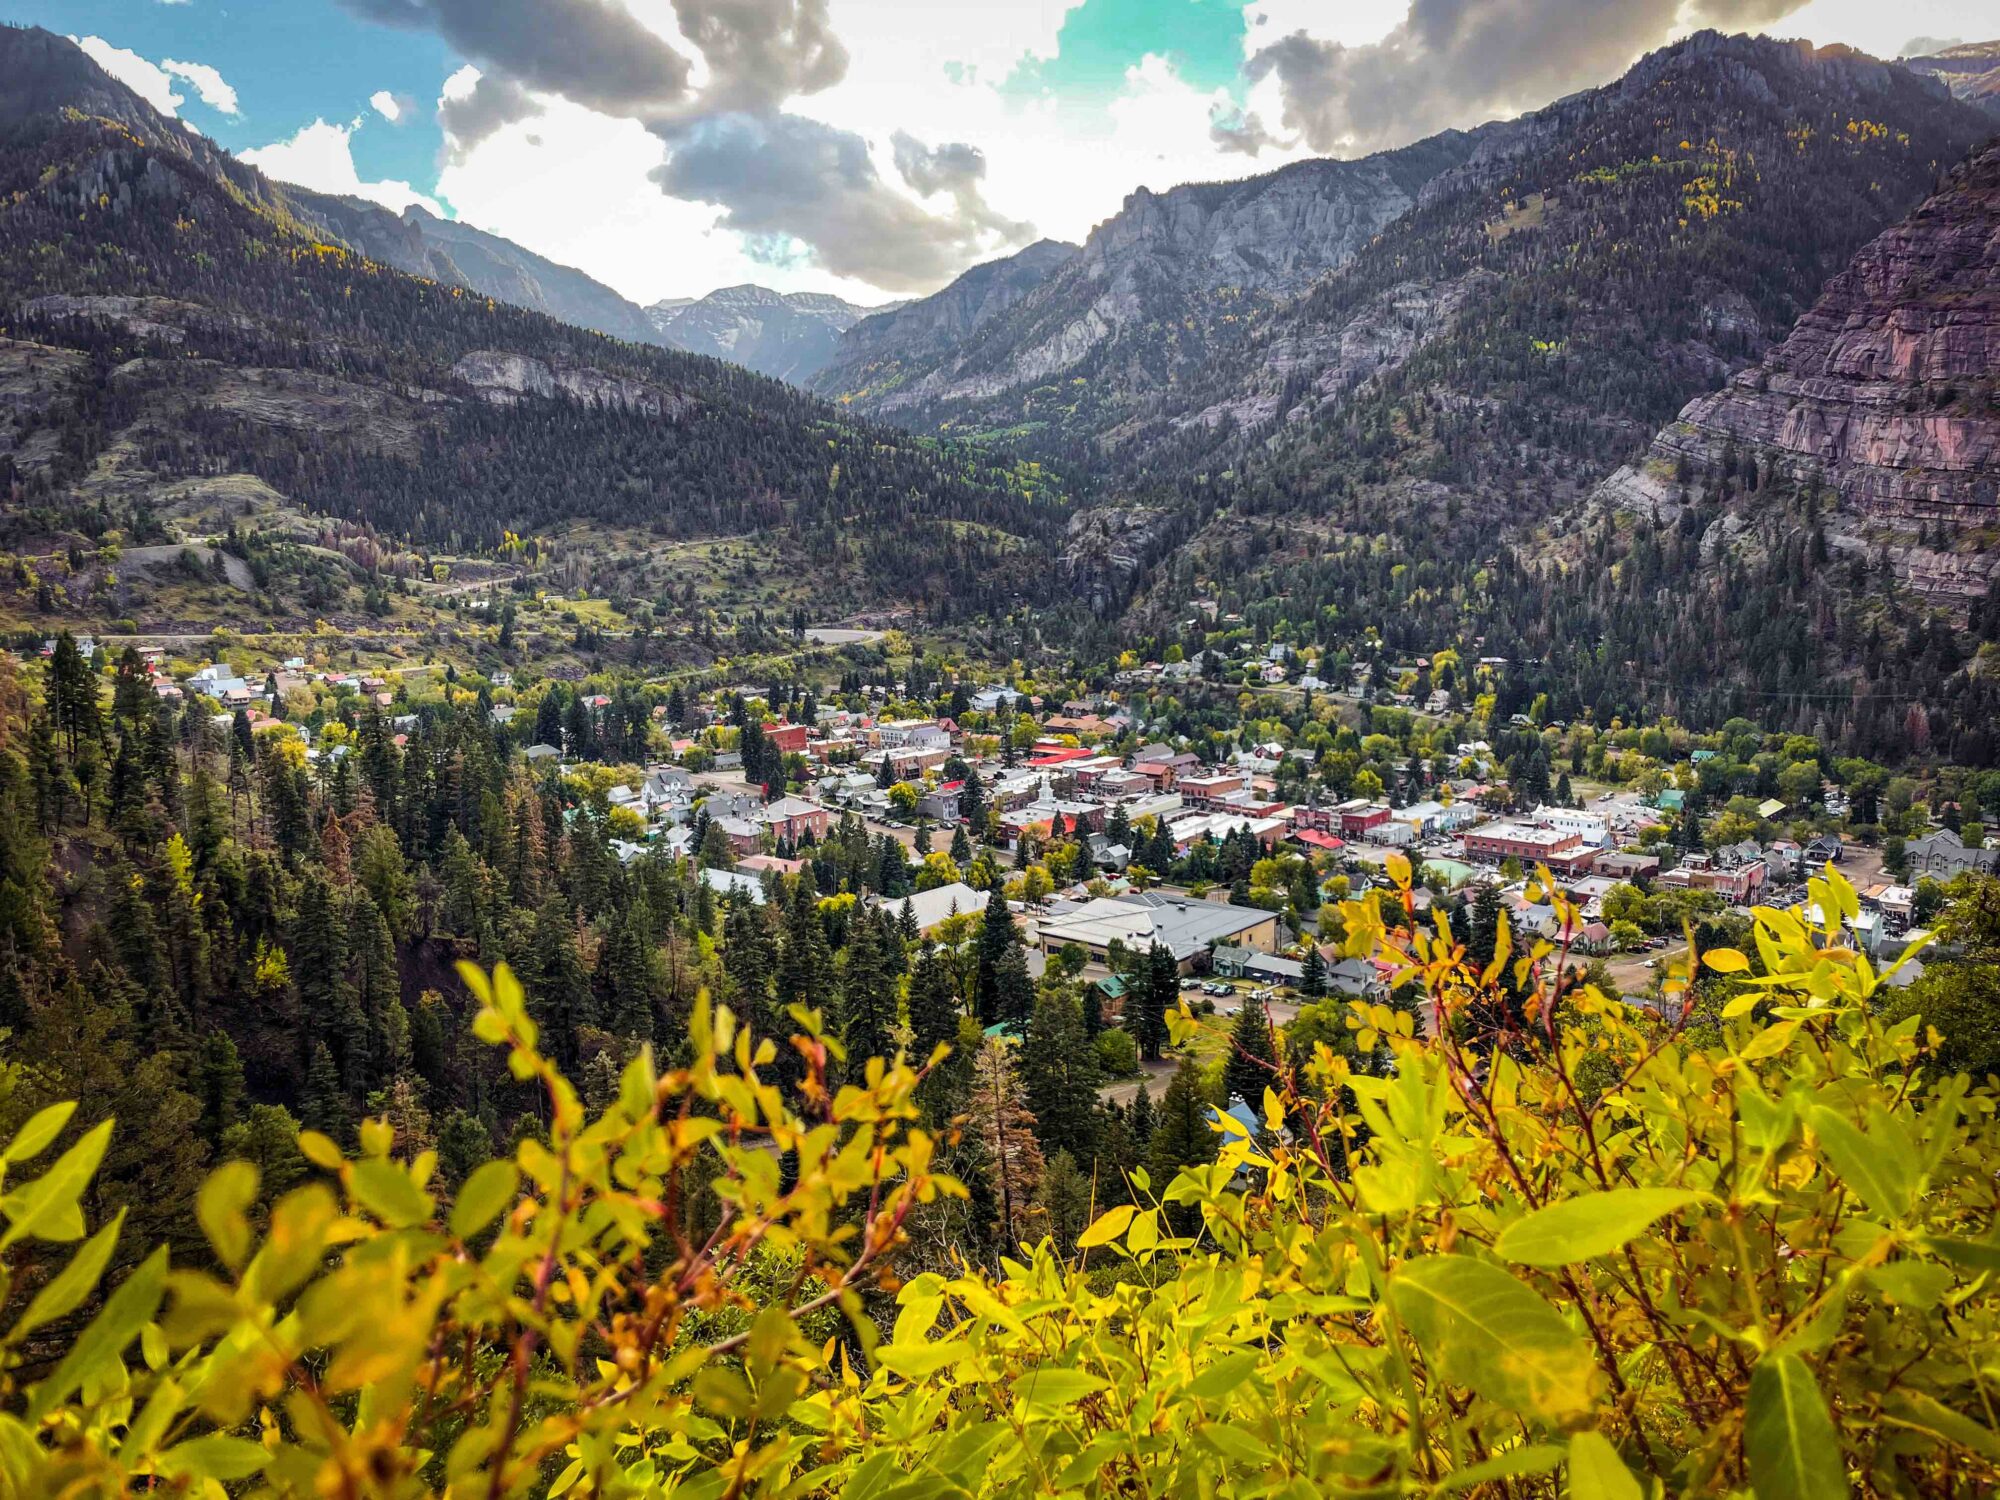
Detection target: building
<box><xmin>764</xmin><ymin>722</ymin><xmax>809</xmax><ymax>756</ymax></box>
<box><xmin>1334</xmin><ymin>800</ymin><xmax>1394</xmax><ymax>839</ymax></box>
<box><xmin>702</xmin><ymin>867</ymin><xmax>768</xmax><ymax>905</ymax></box>
<box><xmin>1595</xmin><ymin>851</ymin><xmax>1660</xmax><ymax>882</ymax></box>
<box><xmin>1536</xmin><ymin>808</ymin><xmax>1611</xmax><ymax>848</ymax></box>
<box><xmin>761</xmin><ymin>796</ymin><xmax>831</xmax><ymax>844</ymax></box>
<box><xmin>1177</xmin><ymin>772</ymin><xmax>1246</xmax><ymax>809</ymax></box>
<box><xmin>1907</xmin><ymin>829</ymin><xmax>1999</xmax><ymax>880</ymax></box>
<box><xmin>1659</xmin><ymin>854</ymin><xmax>1765</xmax><ymax>903</ymax></box>
<box><xmin>1461</xmin><ymin>823</ymin><xmax>1598</xmax><ymax>877</ymax></box>
<box><xmin>1400</xmin><ymin>800</ymin><xmax>1479</xmax><ymax>837</ymax></box>
<box><xmin>1036</xmin><ymin>892</ymin><xmax>1281</xmax><ymax>971</ymax></box>
<box><xmin>885</xmin><ymin>882</ymin><xmax>990</xmax><ymax>936</ymax></box>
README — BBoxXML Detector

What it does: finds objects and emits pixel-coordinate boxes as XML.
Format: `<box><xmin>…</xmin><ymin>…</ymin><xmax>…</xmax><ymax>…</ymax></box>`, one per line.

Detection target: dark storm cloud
<box><xmin>1229</xmin><ymin>0</ymin><xmax>1811</xmax><ymax>157</ymax></box>
<box><xmin>670</xmin><ymin>0</ymin><xmax>847</xmax><ymax>115</ymax></box>
<box><xmin>345</xmin><ymin>0</ymin><xmax>1027</xmax><ymax>291</ymax></box>
<box><xmin>890</xmin><ymin>132</ymin><xmax>1033</xmax><ymax>240</ymax></box>
<box><xmin>1207</xmin><ymin>105</ymin><xmax>1281</xmax><ymax>157</ymax></box>
<box><xmin>651</xmin><ymin>113</ymin><xmax>1033</xmax><ymax>291</ymax></box>
<box><xmin>339</xmin><ymin>0</ymin><xmax>693</xmax><ymax>116</ymax></box>
<box><xmin>438</xmin><ymin>72</ymin><xmax>543</xmax><ymax>159</ymax></box>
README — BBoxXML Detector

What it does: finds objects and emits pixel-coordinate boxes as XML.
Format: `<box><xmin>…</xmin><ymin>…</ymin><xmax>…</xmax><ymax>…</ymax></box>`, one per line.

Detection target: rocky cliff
<box><xmin>1596</xmin><ymin>141</ymin><xmax>2000</xmax><ymax>601</ymax></box>
<box><xmin>809</xmin><ymin>137</ymin><xmax>1475</xmax><ymax>432</ymax></box>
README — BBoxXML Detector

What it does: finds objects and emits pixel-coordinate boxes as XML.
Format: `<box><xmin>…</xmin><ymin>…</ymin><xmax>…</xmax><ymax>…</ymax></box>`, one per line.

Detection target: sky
<box><xmin>10</xmin><ymin>0</ymin><xmax>1995</xmax><ymax>308</ymax></box>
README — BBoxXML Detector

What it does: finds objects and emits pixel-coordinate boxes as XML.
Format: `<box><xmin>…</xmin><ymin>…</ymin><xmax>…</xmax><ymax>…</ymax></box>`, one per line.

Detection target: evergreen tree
<box><xmin>1150</xmin><ymin>1058</ymin><xmax>1219</xmax><ymax>1186</ymax></box>
<box><xmin>1020</xmin><ymin>987</ymin><xmax>1102</xmax><ymax>1162</ymax></box>
<box><xmin>193</xmin><ymin>1029</ymin><xmax>247</xmax><ymax>1150</ymax></box>
<box><xmin>972</xmin><ymin>895</ymin><xmax>1022</xmax><ymax>1026</ymax></box>
<box><xmin>1133</xmin><ymin>941</ymin><xmax>1177</xmax><ymax>1061</ymax></box>
<box><xmin>840</xmin><ymin>906</ymin><xmax>894</xmax><ymax>1068</ymax></box>
<box><xmin>1223</xmin><ymin>996</ymin><xmax>1281</xmax><ymax>1111</ymax></box>
<box><xmin>1301</xmin><ymin>943</ymin><xmax>1328</xmax><ymax>1000</ymax></box>
<box><xmin>301</xmin><ymin>1041</ymin><xmax>350</xmax><ymax>1143</ymax></box>
<box><xmin>1128</xmin><ymin>1083</ymin><xmax>1155</xmax><ymax>1148</ymax></box>
<box><xmin>1038</xmin><ymin>1149</ymin><xmax>1092</xmax><ymax>1252</ymax></box>
<box><xmin>527</xmin><ymin>898</ymin><xmax>596</xmax><ymax>1072</ymax></box>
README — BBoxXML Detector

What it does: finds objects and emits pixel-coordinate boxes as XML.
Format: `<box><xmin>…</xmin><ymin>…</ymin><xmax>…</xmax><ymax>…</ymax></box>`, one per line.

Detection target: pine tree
<box><xmin>597</xmin><ymin>904</ymin><xmax>658</xmax><ymax>1040</ymax></box>
<box><xmin>970</xmin><ymin>1036</ymin><xmax>1044</xmax><ymax>1250</ymax></box>
<box><xmin>1133</xmin><ymin>941</ymin><xmax>1177</xmax><ymax>1061</ymax></box>
<box><xmin>908</xmin><ymin>941</ymin><xmax>960</xmax><ymax>1060</ymax></box>
<box><xmin>972</xmin><ymin>895</ymin><xmax>1022</xmax><ymax>1026</ymax></box>
<box><xmin>1128</xmin><ymin>1082</ymin><xmax>1155</xmax><ymax>1148</ymax></box>
<box><xmin>840</xmin><ymin>905</ymin><xmax>894</xmax><ymax>1068</ymax></box>
<box><xmin>1039</xmin><ymin>1149</ymin><xmax>1092</xmax><ymax>1252</ymax></box>
<box><xmin>528</xmin><ymin>897</ymin><xmax>596</xmax><ymax>1072</ymax></box>
<box><xmin>1020</xmin><ymin>986</ymin><xmax>1102</xmax><ymax>1162</ymax></box>
<box><xmin>193</xmin><ymin>1029</ymin><xmax>247</xmax><ymax>1149</ymax></box>
<box><xmin>301</xmin><ymin>1041</ymin><xmax>350</xmax><ymax>1143</ymax></box>
<box><xmin>350</xmin><ymin>890</ymin><xmax>400</xmax><ymax>1094</ymax></box>
<box><xmin>1301</xmin><ymin>943</ymin><xmax>1328</xmax><ymax>1000</ymax></box>
<box><xmin>1223</xmin><ymin>996</ymin><xmax>1280</xmax><ymax>1111</ymax></box>
<box><xmin>1150</xmin><ymin>1058</ymin><xmax>1219</xmax><ymax>1184</ymax></box>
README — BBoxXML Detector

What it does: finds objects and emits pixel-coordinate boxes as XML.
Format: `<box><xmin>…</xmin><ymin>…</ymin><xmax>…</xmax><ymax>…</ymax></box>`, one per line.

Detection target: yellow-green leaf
<box><xmin>1567</xmin><ymin>1430</ymin><xmax>1641</xmax><ymax>1499</ymax></box>
<box><xmin>30</xmin><ymin>1245</ymin><xmax>167</xmax><ymax>1419</ymax></box>
<box><xmin>1807</xmin><ymin>1105</ymin><xmax>1911</xmax><ymax>1221</ymax></box>
<box><xmin>1494</xmin><ymin>1188</ymin><xmax>1705</xmax><ymax>1268</ymax></box>
<box><xmin>351</xmin><ymin>1159</ymin><xmax>434</xmax><ymax>1228</ymax></box>
<box><xmin>1077</xmin><ymin>1204</ymin><xmax>1135</xmax><ymax>1249</ymax></box>
<box><xmin>0</xmin><ymin>1119</ymin><xmax>112</xmax><ymax>1249</ymax></box>
<box><xmin>10</xmin><ymin>1209</ymin><xmax>123</xmax><ymax>1340</ymax></box>
<box><xmin>449</xmin><ymin>1159</ymin><xmax>519</xmax><ymax>1239</ymax></box>
<box><xmin>196</xmin><ymin>1161</ymin><xmax>259</xmax><ymax>1272</ymax></box>
<box><xmin>1011</xmin><ymin>1368</ymin><xmax>1107</xmax><ymax>1409</ymax></box>
<box><xmin>1704</xmin><ymin>947</ymin><xmax>1750</xmax><ymax>973</ymax></box>
<box><xmin>153</xmin><ymin>1435</ymin><xmax>271</xmax><ymax>1482</ymax></box>
<box><xmin>1745</xmin><ymin>1352</ymin><xmax>1847</xmax><ymax>1500</ymax></box>
<box><xmin>2</xmin><ymin>1102</ymin><xmax>75</xmax><ymax>1164</ymax></box>
<box><xmin>1388</xmin><ymin>1256</ymin><xmax>1598</xmax><ymax>1422</ymax></box>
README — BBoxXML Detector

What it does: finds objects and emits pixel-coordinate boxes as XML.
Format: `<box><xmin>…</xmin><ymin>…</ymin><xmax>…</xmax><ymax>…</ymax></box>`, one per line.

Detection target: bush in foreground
<box><xmin>0</xmin><ymin>865</ymin><xmax>1994</xmax><ymax>1496</ymax></box>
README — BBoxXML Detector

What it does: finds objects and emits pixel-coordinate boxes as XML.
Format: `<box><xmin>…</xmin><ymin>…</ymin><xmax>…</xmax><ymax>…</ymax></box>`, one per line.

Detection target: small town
<box><xmin>6</xmin><ymin>8</ymin><xmax>2000</xmax><ymax>1492</ymax></box>
<box><xmin>46</xmin><ymin>621</ymin><xmax>1993</xmax><ymax>1114</ymax></box>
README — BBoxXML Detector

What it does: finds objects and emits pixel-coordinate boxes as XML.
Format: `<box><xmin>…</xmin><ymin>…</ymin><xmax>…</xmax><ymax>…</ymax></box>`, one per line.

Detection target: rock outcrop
<box><xmin>1597</xmin><ymin>141</ymin><xmax>2000</xmax><ymax>599</ymax></box>
<box><xmin>451</xmin><ymin>351</ymin><xmax>692</xmax><ymax>419</ymax></box>
<box><xmin>1059</xmin><ymin>505</ymin><xmax>1180</xmax><ymax>617</ymax></box>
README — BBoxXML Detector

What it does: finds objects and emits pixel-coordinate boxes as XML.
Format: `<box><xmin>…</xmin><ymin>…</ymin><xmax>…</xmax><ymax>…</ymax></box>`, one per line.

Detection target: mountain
<box><xmin>809</xmin><ymin>139</ymin><xmax>1479</xmax><ymax>441</ymax></box>
<box><xmin>1596</xmin><ymin>140</ymin><xmax>2000</xmax><ymax>604</ymax></box>
<box><xmin>1050</xmin><ymin>31</ymin><xmax>1994</xmax><ymax>759</ymax></box>
<box><xmin>815</xmin><ymin>239</ymin><xmax>1079</xmax><ymax>409</ymax></box>
<box><xmin>1900</xmin><ymin>40</ymin><xmax>2000</xmax><ymax>113</ymax></box>
<box><xmin>647</xmin><ymin>284</ymin><xmax>886</xmax><ymax>383</ymax></box>
<box><xmin>384</xmin><ymin>205</ymin><xmax>665</xmax><ymax>345</ymax></box>
<box><xmin>0</xmin><ymin>26</ymin><xmax>1066</xmax><ymax>622</ymax></box>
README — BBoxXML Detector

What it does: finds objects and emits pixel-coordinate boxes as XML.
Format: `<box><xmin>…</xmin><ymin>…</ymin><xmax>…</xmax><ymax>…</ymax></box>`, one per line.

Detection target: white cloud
<box><xmin>71</xmin><ymin>36</ymin><xmax>239</xmax><ymax>118</ymax></box>
<box><xmin>162</xmin><ymin>58</ymin><xmax>239</xmax><ymax>115</ymax></box>
<box><xmin>241</xmin><ymin>118</ymin><xmax>444</xmax><ymax>215</ymax></box>
<box><xmin>72</xmin><ymin>35</ymin><xmax>184</xmax><ymax>115</ymax></box>
<box><xmin>369</xmin><ymin>89</ymin><xmax>404</xmax><ymax>123</ymax></box>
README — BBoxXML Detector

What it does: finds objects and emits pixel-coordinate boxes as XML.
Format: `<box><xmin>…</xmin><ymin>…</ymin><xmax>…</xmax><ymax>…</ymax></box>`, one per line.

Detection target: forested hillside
<box><xmin>1061</xmin><ymin>35</ymin><xmax>1999</xmax><ymax>761</ymax></box>
<box><xmin>0</xmin><ymin>29</ymin><xmax>1068</xmax><ymax>619</ymax></box>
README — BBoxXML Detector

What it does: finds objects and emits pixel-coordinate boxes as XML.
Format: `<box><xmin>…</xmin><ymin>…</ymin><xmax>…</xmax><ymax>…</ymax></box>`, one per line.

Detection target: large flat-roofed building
<box><xmin>1036</xmin><ymin>891</ymin><xmax>1280</xmax><ymax>972</ymax></box>
<box><xmin>1462</xmin><ymin>822</ymin><xmax>1598</xmax><ymax>876</ymax></box>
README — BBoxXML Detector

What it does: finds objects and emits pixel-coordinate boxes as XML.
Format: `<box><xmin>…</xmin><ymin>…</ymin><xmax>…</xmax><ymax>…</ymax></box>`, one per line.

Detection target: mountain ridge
<box><xmin>646</xmin><ymin>283</ymin><xmax>889</xmax><ymax>384</ymax></box>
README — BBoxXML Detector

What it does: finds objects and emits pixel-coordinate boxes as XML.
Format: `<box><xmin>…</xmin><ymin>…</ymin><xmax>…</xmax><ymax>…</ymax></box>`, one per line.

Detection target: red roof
<box><xmin>1029</xmin><ymin>747</ymin><xmax>1094</xmax><ymax>767</ymax></box>
<box><xmin>1292</xmin><ymin>830</ymin><xmax>1346</xmax><ymax>852</ymax></box>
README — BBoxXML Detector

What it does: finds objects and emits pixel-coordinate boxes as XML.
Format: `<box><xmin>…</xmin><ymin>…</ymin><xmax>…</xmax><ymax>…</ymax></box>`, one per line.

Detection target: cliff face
<box><xmin>1597</xmin><ymin>142</ymin><xmax>2000</xmax><ymax>600</ymax></box>
<box><xmin>809</xmin><ymin>137</ymin><xmax>1475</xmax><ymax>425</ymax></box>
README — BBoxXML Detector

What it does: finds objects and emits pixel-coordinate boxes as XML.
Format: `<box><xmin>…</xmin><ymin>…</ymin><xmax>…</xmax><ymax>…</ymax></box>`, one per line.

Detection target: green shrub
<box><xmin>1</xmin><ymin>867</ymin><xmax>1995</xmax><ymax>1496</ymax></box>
